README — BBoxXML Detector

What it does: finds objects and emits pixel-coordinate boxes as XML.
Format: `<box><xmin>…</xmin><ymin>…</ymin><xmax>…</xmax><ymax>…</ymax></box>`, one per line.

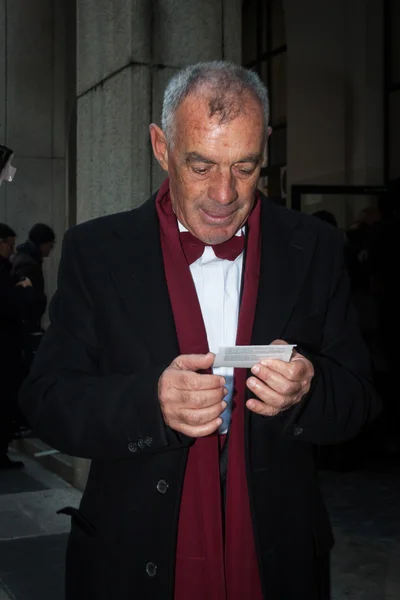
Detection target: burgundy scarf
<box><xmin>156</xmin><ymin>179</ymin><xmax>263</xmax><ymax>600</ymax></box>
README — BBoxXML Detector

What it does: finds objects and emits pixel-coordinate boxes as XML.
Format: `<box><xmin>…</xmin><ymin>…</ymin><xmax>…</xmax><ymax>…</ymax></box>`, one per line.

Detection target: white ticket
<box><xmin>213</xmin><ymin>345</ymin><xmax>296</xmax><ymax>368</ymax></box>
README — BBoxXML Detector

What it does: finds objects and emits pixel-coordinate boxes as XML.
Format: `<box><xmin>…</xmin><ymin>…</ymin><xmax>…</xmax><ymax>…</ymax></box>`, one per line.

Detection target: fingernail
<box><xmin>247</xmin><ymin>400</ymin><xmax>255</xmax><ymax>409</ymax></box>
<box><xmin>221</xmin><ymin>401</ymin><xmax>227</xmax><ymax>409</ymax></box>
<box><xmin>261</xmin><ymin>359</ymin><xmax>272</xmax><ymax>366</ymax></box>
<box><xmin>223</xmin><ymin>387</ymin><xmax>229</xmax><ymax>396</ymax></box>
<box><xmin>220</xmin><ymin>377</ymin><xmax>226</xmax><ymax>385</ymax></box>
<box><xmin>248</xmin><ymin>378</ymin><xmax>257</xmax><ymax>388</ymax></box>
<box><xmin>251</xmin><ymin>364</ymin><xmax>260</xmax><ymax>374</ymax></box>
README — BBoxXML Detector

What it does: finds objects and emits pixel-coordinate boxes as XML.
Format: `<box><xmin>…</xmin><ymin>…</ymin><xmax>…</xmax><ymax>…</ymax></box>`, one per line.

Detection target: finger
<box><xmin>179</xmin><ymin>400</ymin><xmax>227</xmax><ymax>427</ymax></box>
<box><xmin>270</xmin><ymin>339</ymin><xmax>288</xmax><ymax>346</ymax></box>
<box><xmin>178</xmin><ymin>371</ymin><xmax>226</xmax><ymax>392</ymax></box>
<box><xmin>251</xmin><ymin>364</ymin><xmax>302</xmax><ymax>396</ymax></box>
<box><xmin>173</xmin><ymin>353</ymin><xmax>215</xmax><ymax>372</ymax></box>
<box><xmin>246</xmin><ymin>399</ymin><xmax>280</xmax><ymax>417</ymax></box>
<box><xmin>259</xmin><ymin>358</ymin><xmax>306</xmax><ymax>382</ymax></box>
<box><xmin>178</xmin><ymin>417</ymin><xmax>223</xmax><ymax>438</ymax></box>
<box><xmin>246</xmin><ymin>376</ymin><xmax>298</xmax><ymax>410</ymax></box>
<box><xmin>182</xmin><ymin>386</ymin><xmax>228</xmax><ymax>408</ymax></box>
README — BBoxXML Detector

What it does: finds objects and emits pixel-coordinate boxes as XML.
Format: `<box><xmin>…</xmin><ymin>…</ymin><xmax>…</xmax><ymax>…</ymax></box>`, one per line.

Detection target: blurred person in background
<box><xmin>12</xmin><ymin>223</ymin><xmax>55</xmax><ymax>374</ymax></box>
<box><xmin>0</xmin><ymin>223</ymin><xmax>32</xmax><ymax>467</ymax></box>
<box><xmin>368</xmin><ymin>183</ymin><xmax>400</xmax><ymax>457</ymax></box>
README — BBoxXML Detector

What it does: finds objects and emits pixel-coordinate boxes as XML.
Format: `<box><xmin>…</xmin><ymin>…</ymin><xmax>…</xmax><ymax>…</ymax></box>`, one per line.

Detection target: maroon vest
<box><xmin>156</xmin><ymin>178</ymin><xmax>264</xmax><ymax>600</ymax></box>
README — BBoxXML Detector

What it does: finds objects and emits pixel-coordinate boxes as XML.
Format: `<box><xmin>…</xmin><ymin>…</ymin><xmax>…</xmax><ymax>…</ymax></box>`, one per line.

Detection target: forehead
<box><xmin>174</xmin><ymin>92</ymin><xmax>265</xmax><ymax>151</ymax></box>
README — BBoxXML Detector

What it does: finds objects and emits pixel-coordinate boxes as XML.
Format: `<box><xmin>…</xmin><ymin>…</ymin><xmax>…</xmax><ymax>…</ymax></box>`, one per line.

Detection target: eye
<box><xmin>237</xmin><ymin>166</ymin><xmax>256</xmax><ymax>176</ymax></box>
<box><xmin>192</xmin><ymin>167</ymin><xmax>210</xmax><ymax>175</ymax></box>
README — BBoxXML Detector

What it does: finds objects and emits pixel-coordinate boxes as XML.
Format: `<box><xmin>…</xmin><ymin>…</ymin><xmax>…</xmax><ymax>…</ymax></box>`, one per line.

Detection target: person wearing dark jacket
<box><xmin>11</xmin><ymin>223</ymin><xmax>55</xmax><ymax>372</ymax></box>
<box><xmin>19</xmin><ymin>62</ymin><xmax>381</xmax><ymax>600</ymax></box>
<box><xmin>0</xmin><ymin>223</ymin><xmax>33</xmax><ymax>468</ymax></box>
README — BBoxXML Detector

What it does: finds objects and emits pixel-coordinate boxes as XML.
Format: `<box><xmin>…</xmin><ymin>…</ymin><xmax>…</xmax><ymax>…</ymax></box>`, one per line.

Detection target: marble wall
<box><xmin>0</xmin><ymin>0</ymin><xmax>72</xmax><ymax>309</ymax></box>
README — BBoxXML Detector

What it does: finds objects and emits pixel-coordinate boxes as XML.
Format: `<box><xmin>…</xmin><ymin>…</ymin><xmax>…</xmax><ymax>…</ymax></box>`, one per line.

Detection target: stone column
<box><xmin>77</xmin><ymin>0</ymin><xmax>242</xmax><ymax>223</ymax></box>
<box><xmin>75</xmin><ymin>0</ymin><xmax>241</xmax><ymax>489</ymax></box>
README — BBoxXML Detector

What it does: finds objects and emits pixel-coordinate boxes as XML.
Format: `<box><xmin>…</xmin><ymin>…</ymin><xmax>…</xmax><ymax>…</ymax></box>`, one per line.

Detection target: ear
<box><xmin>149</xmin><ymin>124</ymin><xmax>169</xmax><ymax>172</ymax></box>
<box><xmin>261</xmin><ymin>127</ymin><xmax>272</xmax><ymax>167</ymax></box>
<box><xmin>262</xmin><ymin>140</ymin><xmax>268</xmax><ymax>167</ymax></box>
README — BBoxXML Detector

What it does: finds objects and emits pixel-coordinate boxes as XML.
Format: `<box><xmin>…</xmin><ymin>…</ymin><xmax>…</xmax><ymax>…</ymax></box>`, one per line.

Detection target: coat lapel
<box><xmin>106</xmin><ymin>193</ymin><xmax>316</xmax><ymax>363</ymax></box>
<box><xmin>107</xmin><ymin>195</ymin><xmax>180</xmax><ymax>366</ymax></box>
<box><xmin>252</xmin><ymin>198</ymin><xmax>317</xmax><ymax>345</ymax></box>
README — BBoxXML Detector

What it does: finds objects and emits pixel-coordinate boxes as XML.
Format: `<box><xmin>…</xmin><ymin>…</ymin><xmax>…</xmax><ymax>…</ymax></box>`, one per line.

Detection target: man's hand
<box><xmin>16</xmin><ymin>277</ymin><xmax>32</xmax><ymax>288</ymax></box>
<box><xmin>158</xmin><ymin>353</ymin><xmax>227</xmax><ymax>437</ymax></box>
<box><xmin>246</xmin><ymin>340</ymin><xmax>314</xmax><ymax>417</ymax></box>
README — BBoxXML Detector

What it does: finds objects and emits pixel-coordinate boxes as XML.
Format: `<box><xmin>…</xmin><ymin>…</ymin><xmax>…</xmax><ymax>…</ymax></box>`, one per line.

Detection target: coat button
<box><xmin>138</xmin><ymin>438</ymin><xmax>145</xmax><ymax>449</ymax></box>
<box><xmin>128</xmin><ymin>442</ymin><xmax>137</xmax><ymax>453</ymax></box>
<box><xmin>145</xmin><ymin>561</ymin><xmax>157</xmax><ymax>577</ymax></box>
<box><xmin>145</xmin><ymin>436</ymin><xmax>152</xmax><ymax>447</ymax></box>
<box><xmin>156</xmin><ymin>479</ymin><xmax>169</xmax><ymax>494</ymax></box>
<box><xmin>293</xmin><ymin>425</ymin><xmax>303</xmax><ymax>436</ymax></box>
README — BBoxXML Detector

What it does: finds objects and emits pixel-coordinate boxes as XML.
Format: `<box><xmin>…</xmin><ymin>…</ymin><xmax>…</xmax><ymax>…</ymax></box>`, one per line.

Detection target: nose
<box><xmin>208</xmin><ymin>170</ymin><xmax>238</xmax><ymax>206</ymax></box>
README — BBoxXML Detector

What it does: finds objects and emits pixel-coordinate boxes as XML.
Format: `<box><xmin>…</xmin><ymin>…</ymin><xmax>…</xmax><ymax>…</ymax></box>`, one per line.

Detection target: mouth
<box><xmin>200</xmin><ymin>208</ymin><xmax>236</xmax><ymax>225</ymax></box>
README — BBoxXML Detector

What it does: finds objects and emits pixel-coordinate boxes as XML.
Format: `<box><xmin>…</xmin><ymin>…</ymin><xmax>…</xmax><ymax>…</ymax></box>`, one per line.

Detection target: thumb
<box><xmin>270</xmin><ymin>339</ymin><xmax>301</xmax><ymax>360</ymax></box>
<box><xmin>173</xmin><ymin>352</ymin><xmax>215</xmax><ymax>372</ymax></box>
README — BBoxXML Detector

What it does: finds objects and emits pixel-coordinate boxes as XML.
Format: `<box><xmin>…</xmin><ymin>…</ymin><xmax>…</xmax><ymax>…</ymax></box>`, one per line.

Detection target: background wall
<box><xmin>0</xmin><ymin>0</ymin><xmax>73</xmax><ymax>307</ymax></box>
<box><xmin>284</xmin><ymin>0</ymin><xmax>384</xmax><ymax>194</ymax></box>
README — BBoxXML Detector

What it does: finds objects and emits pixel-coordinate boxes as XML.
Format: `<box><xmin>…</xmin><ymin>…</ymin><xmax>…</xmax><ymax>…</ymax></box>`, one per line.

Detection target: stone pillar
<box><xmin>76</xmin><ymin>0</ymin><xmax>241</xmax><ymax>489</ymax></box>
<box><xmin>77</xmin><ymin>0</ymin><xmax>242</xmax><ymax>223</ymax></box>
<box><xmin>283</xmin><ymin>0</ymin><xmax>384</xmax><ymax>201</ymax></box>
<box><xmin>0</xmin><ymin>0</ymin><xmax>71</xmax><ymax>306</ymax></box>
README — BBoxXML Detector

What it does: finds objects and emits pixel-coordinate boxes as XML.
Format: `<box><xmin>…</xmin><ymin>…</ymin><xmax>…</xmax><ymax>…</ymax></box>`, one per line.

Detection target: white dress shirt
<box><xmin>178</xmin><ymin>222</ymin><xmax>244</xmax><ymax>433</ymax></box>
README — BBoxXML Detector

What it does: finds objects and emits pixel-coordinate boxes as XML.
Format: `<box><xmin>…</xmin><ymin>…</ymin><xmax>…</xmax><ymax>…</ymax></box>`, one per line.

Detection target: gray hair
<box><xmin>161</xmin><ymin>61</ymin><xmax>269</xmax><ymax>145</ymax></box>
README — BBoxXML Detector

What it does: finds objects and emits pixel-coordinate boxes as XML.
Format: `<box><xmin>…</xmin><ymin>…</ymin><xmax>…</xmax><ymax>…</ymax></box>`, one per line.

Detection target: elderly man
<box><xmin>20</xmin><ymin>62</ymin><xmax>380</xmax><ymax>600</ymax></box>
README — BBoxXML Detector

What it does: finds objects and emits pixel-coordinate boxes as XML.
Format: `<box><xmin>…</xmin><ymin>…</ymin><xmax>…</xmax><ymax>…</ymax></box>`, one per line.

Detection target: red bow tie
<box><xmin>179</xmin><ymin>230</ymin><xmax>245</xmax><ymax>264</ymax></box>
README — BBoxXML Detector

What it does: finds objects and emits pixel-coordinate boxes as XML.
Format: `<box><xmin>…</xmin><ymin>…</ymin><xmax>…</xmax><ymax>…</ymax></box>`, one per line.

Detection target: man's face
<box><xmin>151</xmin><ymin>92</ymin><xmax>266</xmax><ymax>244</ymax></box>
<box><xmin>0</xmin><ymin>236</ymin><xmax>15</xmax><ymax>259</ymax></box>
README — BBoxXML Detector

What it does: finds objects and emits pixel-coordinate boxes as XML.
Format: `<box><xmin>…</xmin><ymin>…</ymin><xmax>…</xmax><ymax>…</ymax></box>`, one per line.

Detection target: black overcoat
<box><xmin>19</xmin><ymin>194</ymin><xmax>381</xmax><ymax>599</ymax></box>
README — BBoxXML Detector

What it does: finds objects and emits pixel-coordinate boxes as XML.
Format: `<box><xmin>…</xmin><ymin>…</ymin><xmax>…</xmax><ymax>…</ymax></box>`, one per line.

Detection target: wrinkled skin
<box><xmin>150</xmin><ymin>90</ymin><xmax>265</xmax><ymax>245</ymax></box>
